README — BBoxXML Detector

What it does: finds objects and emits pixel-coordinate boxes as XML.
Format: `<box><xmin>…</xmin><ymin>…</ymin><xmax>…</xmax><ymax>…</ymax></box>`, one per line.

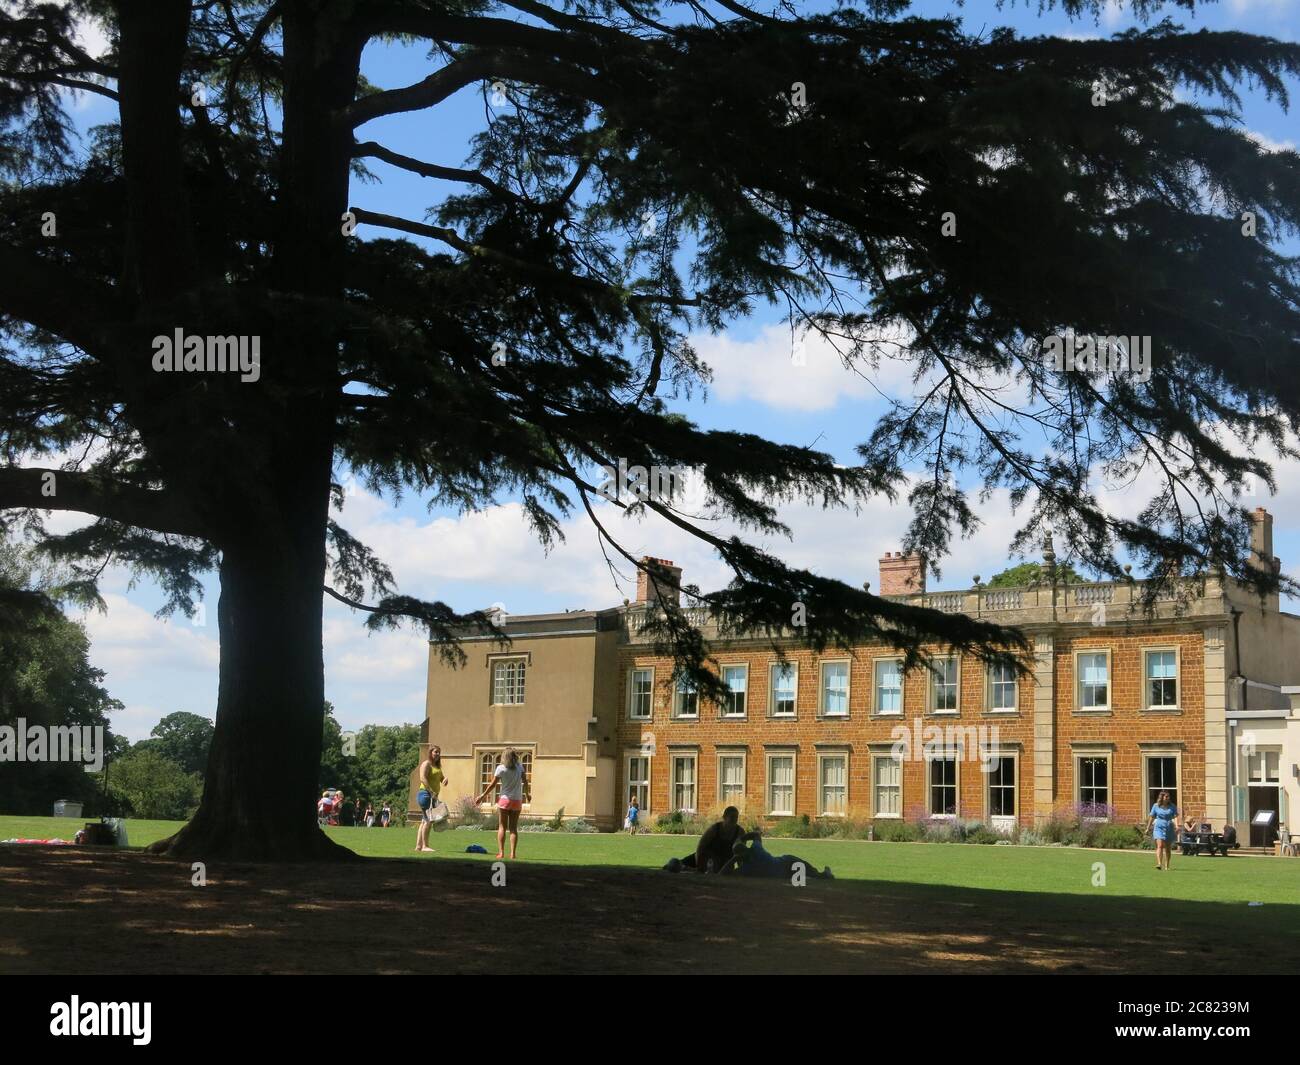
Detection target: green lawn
<box><xmin>5</xmin><ymin>813</ymin><xmax>1298</xmax><ymax>905</ymax></box>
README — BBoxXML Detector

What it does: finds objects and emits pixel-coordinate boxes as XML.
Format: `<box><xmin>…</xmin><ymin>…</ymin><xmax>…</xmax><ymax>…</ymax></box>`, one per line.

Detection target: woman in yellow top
<box><xmin>415</xmin><ymin>745</ymin><xmax>448</xmax><ymax>853</ymax></box>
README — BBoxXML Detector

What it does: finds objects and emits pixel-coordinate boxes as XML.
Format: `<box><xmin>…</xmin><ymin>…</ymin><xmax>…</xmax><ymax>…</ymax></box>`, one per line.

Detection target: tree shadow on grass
<box><xmin>0</xmin><ymin>847</ymin><xmax>1295</xmax><ymax>974</ymax></box>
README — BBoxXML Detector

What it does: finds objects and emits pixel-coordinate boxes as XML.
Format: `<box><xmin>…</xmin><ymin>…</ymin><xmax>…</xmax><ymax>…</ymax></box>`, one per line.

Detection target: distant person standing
<box><xmin>1146</xmin><ymin>790</ymin><xmax>1179</xmax><ymax>871</ymax></box>
<box><xmin>624</xmin><ymin>795</ymin><xmax>640</xmax><ymax>834</ymax></box>
<box><xmin>475</xmin><ymin>748</ymin><xmax>527</xmax><ymax>860</ymax></box>
<box><xmin>415</xmin><ymin>745</ymin><xmax>448</xmax><ymax>853</ymax></box>
<box><xmin>380</xmin><ymin>802</ymin><xmax>392</xmax><ymax>828</ymax></box>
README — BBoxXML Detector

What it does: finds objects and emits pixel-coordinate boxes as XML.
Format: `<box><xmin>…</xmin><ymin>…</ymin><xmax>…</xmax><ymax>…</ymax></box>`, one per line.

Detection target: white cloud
<box><xmin>1100</xmin><ymin>1</ymin><xmax>1127</xmax><ymax>30</ymax></box>
<box><xmin>324</xmin><ymin>609</ymin><xmax>428</xmax><ymax>683</ymax></box>
<box><xmin>77</xmin><ymin>593</ymin><xmax>219</xmax><ymax>676</ymax></box>
<box><xmin>693</xmin><ymin>321</ymin><xmax>927</xmax><ymax>412</ymax></box>
<box><xmin>1228</xmin><ymin>0</ymin><xmax>1294</xmax><ymax>13</ymax></box>
<box><xmin>1246</xmin><ymin>130</ymin><xmax>1297</xmax><ymax>154</ymax></box>
<box><xmin>107</xmin><ymin>703</ymin><xmax>170</xmax><ymax>743</ymax></box>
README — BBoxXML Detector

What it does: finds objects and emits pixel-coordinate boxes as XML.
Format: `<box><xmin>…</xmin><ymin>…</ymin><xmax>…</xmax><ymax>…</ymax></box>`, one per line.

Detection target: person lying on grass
<box><xmin>716</xmin><ymin>831</ymin><xmax>833</xmax><ymax>881</ymax></box>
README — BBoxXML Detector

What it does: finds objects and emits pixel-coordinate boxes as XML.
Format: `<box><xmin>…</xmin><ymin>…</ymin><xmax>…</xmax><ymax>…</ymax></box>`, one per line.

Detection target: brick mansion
<box><xmin>413</xmin><ymin>508</ymin><xmax>1299</xmax><ymax>847</ymax></box>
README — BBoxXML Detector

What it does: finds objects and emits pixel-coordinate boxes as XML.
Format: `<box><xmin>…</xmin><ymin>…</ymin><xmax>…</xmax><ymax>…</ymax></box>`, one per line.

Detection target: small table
<box><xmin>1179</xmin><ymin>831</ymin><xmax>1232</xmax><ymax>857</ymax></box>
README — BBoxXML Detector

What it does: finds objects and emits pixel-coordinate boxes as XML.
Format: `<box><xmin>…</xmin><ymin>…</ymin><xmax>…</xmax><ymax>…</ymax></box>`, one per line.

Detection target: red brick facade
<box><xmin>615</xmin><ymin>628</ymin><xmax>1205</xmax><ymax>829</ymax></box>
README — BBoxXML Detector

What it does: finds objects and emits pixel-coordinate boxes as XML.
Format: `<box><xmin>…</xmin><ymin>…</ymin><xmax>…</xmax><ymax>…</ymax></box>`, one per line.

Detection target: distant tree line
<box><xmin>319</xmin><ymin>703</ymin><xmax>421</xmax><ymax>820</ymax></box>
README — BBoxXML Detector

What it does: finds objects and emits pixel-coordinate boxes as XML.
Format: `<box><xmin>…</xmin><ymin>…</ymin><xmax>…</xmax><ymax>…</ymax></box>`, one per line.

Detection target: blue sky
<box><xmin>45</xmin><ymin>0</ymin><xmax>1300</xmax><ymax>740</ymax></box>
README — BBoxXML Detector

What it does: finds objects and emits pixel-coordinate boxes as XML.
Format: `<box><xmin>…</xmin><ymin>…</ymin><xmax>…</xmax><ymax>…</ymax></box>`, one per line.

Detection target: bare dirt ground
<box><xmin>1</xmin><ymin>847</ymin><xmax>1292</xmax><ymax>974</ymax></box>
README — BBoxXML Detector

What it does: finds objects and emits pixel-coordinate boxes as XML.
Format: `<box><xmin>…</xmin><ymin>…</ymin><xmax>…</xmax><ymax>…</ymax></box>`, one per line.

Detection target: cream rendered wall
<box><xmin>1233</xmin><ymin>607</ymin><xmax>1300</xmax><ymax>689</ymax></box>
<box><xmin>415</xmin><ymin>625</ymin><xmax>623</xmax><ymax>823</ymax></box>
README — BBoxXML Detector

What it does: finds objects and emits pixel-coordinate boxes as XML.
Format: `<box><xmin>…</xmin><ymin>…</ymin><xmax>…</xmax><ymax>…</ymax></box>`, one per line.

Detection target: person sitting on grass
<box><xmin>717</xmin><ymin>830</ymin><xmax>833</xmax><ymax>881</ymax></box>
<box><xmin>663</xmin><ymin>806</ymin><xmax>746</xmax><ymax>873</ymax></box>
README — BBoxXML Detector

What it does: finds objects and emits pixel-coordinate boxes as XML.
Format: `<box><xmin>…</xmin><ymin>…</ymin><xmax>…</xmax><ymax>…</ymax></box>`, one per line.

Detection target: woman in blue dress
<box><xmin>1146</xmin><ymin>790</ymin><xmax>1179</xmax><ymax>870</ymax></box>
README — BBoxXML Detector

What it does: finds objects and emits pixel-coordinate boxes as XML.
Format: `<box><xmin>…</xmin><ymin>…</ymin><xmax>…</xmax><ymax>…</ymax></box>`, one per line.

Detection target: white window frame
<box><xmin>817</xmin><ymin>752</ymin><xmax>849</xmax><ymax>817</ymax></box>
<box><xmin>1142</xmin><ymin>750</ymin><xmax>1182</xmax><ymax>812</ymax></box>
<box><xmin>1247</xmin><ymin>748</ymin><xmax>1282</xmax><ymax>784</ymax></box>
<box><xmin>673</xmin><ymin>673</ymin><xmax>699</xmax><ymax>719</ymax></box>
<box><xmin>926</xmin><ymin>754</ymin><xmax>959</xmax><ymax>818</ymax></box>
<box><xmin>766</xmin><ymin>751</ymin><xmax>797</xmax><ymax>816</ymax></box>
<box><xmin>1074</xmin><ymin>751</ymin><xmax>1112</xmax><ymax>819</ymax></box>
<box><xmin>1075</xmin><ymin>650</ymin><xmax>1111</xmax><ymax>712</ymax></box>
<box><xmin>1143</xmin><ymin>648</ymin><xmax>1180</xmax><ymax>711</ymax></box>
<box><xmin>769</xmin><ymin>661</ymin><xmax>798</xmax><ymax>718</ymax></box>
<box><xmin>819</xmin><ymin>659</ymin><xmax>850</xmax><ymax>718</ymax></box>
<box><xmin>490</xmin><ymin>656</ymin><xmax>527</xmax><ymax>706</ymax></box>
<box><xmin>717</xmin><ymin>750</ymin><xmax>747</xmax><ymax>807</ymax></box>
<box><xmin>929</xmin><ymin>655</ymin><xmax>960</xmax><ymax>714</ymax></box>
<box><xmin>985</xmin><ymin>751</ymin><xmax>1018</xmax><ymax>828</ymax></box>
<box><xmin>625</xmin><ymin>752</ymin><xmax>652</xmax><ymax>814</ymax></box>
<box><xmin>986</xmin><ymin>660</ymin><xmax>1018</xmax><ymax>713</ymax></box>
<box><xmin>720</xmin><ymin>663</ymin><xmax>749</xmax><ymax>719</ymax></box>
<box><xmin>671</xmin><ymin>753</ymin><xmax>697</xmax><ymax>813</ymax></box>
<box><xmin>872</xmin><ymin>657</ymin><xmax>904</xmax><ymax>716</ymax></box>
<box><xmin>871</xmin><ymin>752</ymin><xmax>903</xmax><ymax>819</ymax></box>
<box><xmin>628</xmin><ymin>667</ymin><xmax>654</xmax><ymax>720</ymax></box>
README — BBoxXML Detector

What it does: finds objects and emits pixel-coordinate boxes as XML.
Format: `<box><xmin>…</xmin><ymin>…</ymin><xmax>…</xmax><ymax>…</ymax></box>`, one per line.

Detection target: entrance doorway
<box><xmin>1246</xmin><ymin>749</ymin><xmax>1281</xmax><ymax>847</ymax></box>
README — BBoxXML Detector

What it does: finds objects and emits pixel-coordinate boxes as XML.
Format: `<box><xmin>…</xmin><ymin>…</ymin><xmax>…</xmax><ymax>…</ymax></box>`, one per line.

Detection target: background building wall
<box><xmin>615</xmin><ymin>644</ymin><xmax>1038</xmax><ymax>825</ymax></box>
<box><xmin>1051</xmin><ymin>628</ymin><xmax>1206</xmax><ymax>825</ymax></box>
<box><xmin>617</xmin><ymin>628</ymin><xmax>1208</xmax><ymax>828</ymax></box>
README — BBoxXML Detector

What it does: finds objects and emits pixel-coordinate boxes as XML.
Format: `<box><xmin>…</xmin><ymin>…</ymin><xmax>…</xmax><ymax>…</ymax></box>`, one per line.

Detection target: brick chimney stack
<box><xmin>1250</xmin><ymin>507</ymin><xmax>1276</xmax><ymax>570</ymax></box>
<box><xmin>1248</xmin><ymin>508</ymin><xmax>1281</xmax><ymax>611</ymax></box>
<box><xmin>636</xmin><ymin>557</ymin><xmax>683</xmax><ymax>606</ymax></box>
<box><xmin>879</xmin><ymin>551</ymin><xmax>926</xmax><ymax>596</ymax></box>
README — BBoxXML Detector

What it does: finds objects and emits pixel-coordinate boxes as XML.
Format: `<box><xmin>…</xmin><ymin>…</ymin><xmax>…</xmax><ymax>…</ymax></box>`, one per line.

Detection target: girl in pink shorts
<box><xmin>474</xmin><ymin>748</ymin><xmax>528</xmax><ymax>859</ymax></box>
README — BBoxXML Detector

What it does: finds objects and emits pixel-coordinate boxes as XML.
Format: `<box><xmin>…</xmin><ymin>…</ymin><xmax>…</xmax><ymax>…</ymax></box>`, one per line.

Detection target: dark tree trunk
<box><xmin>150</xmin><ymin>429</ymin><xmax>352</xmax><ymax>862</ymax></box>
<box><xmin>145</xmin><ymin>13</ymin><xmax>364</xmax><ymax>862</ymax></box>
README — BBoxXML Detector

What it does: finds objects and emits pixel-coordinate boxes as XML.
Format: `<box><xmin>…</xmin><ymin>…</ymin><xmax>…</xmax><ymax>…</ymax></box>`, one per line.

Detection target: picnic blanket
<box><xmin>1</xmin><ymin>837</ymin><xmax>75</xmax><ymax>845</ymax></box>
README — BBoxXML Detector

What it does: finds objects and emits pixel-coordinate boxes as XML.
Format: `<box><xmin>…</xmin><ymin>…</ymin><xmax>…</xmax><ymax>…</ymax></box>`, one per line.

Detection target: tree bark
<box><xmin>148</xmin><ymin>11</ymin><xmax>365</xmax><ymax>861</ymax></box>
<box><xmin>150</xmin><ymin>432</ymin><xmax>351</xmax><ymax>861</ymax></box>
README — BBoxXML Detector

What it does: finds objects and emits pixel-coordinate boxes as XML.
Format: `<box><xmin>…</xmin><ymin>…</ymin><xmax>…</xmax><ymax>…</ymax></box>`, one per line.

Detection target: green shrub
<box><xmin>871</xmin><ymin>820</ymin><xmax>920</xmax><ymax>842</ymax></box>
<box><xmin>920</xmin><ymin>818</ymin><xmax>963</xmax><ymax>843</ymax></box>
<box><xmin>1068</xmin><ymin>821</ymin><xmax>1102</xmax><ymax>848</ymax></box>
<box><xmin>651</xmin><ymin>811</ymin><xmax>687</xmax><ymax>834</ymax></box>
<box><xmin>650</xmin><ymin>810</ymin><xmax>711</xmax><ymax>835</ymax></box>
<box><xmin>765</xmin><ymin>814</ymin><xmax>811</xmax><ymax>838</ymax></box>
<box><xmin>1041</xmin><ymin>812</ymin><xmax>1078</xmax><ymax>844</ymax></box>
<box><xmin>453</xmin><ymin>795</ymin><xmax>484</xmax><ymax>827</ymax></box>
<box><xmin>767</xmin><ymin>813</ymin><xmax>845</xmax><ymax>839</ymax></box>
<box><xmin>966</xmin><ymin>827</ymin><xmax>1004</xmax><ymax>845</ymax></box>
<box><xmin>1092</xmin><ymin>824</ymin><xmax>1145</xmax><ymax>850</ymax></box>
<box><xmin>547</xmin><ymin>806</ymin><xmax>566</xmax><ymax>831</ymax></box>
